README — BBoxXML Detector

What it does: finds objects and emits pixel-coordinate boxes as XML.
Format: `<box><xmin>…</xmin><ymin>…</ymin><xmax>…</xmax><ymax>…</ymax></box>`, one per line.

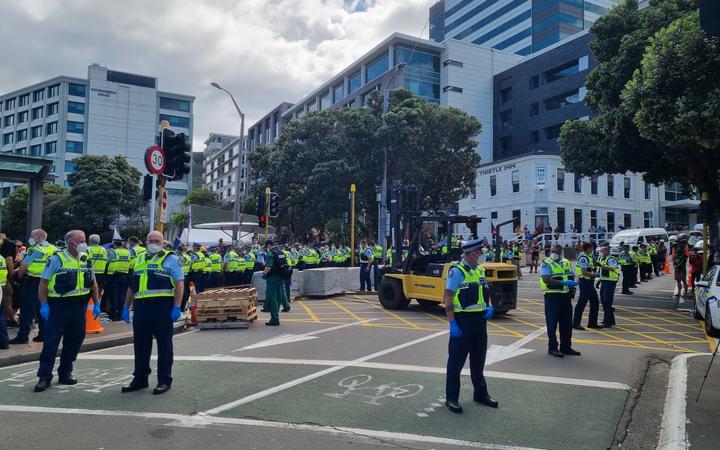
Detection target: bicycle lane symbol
<box><xmin>325</xmin><ymin>374</ymin><xmax>424</xmax><ymax>406</ymax></box>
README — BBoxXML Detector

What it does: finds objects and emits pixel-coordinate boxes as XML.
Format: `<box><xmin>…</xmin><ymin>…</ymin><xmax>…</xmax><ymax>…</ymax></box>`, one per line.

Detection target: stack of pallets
<box><xmin>193</xmin><ymin>287</ymin><xmax>257</xmax><ymax>329</ymax></box>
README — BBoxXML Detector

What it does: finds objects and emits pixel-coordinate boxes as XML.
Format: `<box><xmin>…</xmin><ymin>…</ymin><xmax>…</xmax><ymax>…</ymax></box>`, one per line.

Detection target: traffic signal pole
<box><xmin>350</xmin><ymin>183</ymin><xmax>356</xmax><ymax>267</ymax></box>
<box><xmin>265</xmin><ymin>187</ymin><xmax>271</xmax><ymax>241</ymax></box>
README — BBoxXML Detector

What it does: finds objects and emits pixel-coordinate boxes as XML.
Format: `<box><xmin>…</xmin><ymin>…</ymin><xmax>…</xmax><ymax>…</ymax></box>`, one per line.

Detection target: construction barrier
<box><xmin>85</xmin><ymin>301</ymin><xmax>104</xmax><ymax>334</ymax></box>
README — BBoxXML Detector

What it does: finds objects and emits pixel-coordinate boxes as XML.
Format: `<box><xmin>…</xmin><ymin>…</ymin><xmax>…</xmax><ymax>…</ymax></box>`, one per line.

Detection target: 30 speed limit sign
<box><xmin>144</xmin><ymin>146</ymin><xmax>166</xmax><ymax>175</ymax></box>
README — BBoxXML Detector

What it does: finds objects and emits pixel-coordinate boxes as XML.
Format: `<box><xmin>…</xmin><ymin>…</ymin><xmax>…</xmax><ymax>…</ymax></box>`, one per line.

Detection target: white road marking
<box><xmin>77</xmin><ymin>354</ymin><xmax>630</xmax><ymax>390</ymax></box>
<box><xmin>486</xmin><ymin>326</ymin><xmax>546</xmax><ymax>365</ymax></box>
<box><xmin>199</xmin><ymin>330</ymin><xmax>449</xmax><ymax>416</ymax></box>
<box><xmin>233</xmin><ymin>319</ymin><xmax>378</xmax><ymax>351</ymax></box>
<box><xmin>657</xmin><ymin>352</ymin><xmax>711</xmax><ymax>450</ymax></box>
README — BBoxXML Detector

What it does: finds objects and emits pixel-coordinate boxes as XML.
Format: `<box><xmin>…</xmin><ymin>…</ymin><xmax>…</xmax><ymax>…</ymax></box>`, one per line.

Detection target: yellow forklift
<box><xmin>377</xmin><ymin>186</ymin><xmax>518</xmax><ymax>313</ymax></box>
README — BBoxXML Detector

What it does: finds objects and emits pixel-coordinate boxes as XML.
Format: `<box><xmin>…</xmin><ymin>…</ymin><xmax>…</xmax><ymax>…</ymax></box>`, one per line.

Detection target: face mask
<box><xmin>551</xmin><ymin>252</ymin><xmax>561</xmax><ymax>261</ymax></box>
<box><xmin>76</xmin><ymin>243</ymin><xmax>88</xmax><ymax>253</ymax></box>
<box><xmin>28</xmin><ymin>237</ymin><xmax>37</xmax><ymax>246</ymax></box>
<box><xmin>147</xmin><ymin>243</ymin><xmax>162</xmax><ymax>254</ymax></box>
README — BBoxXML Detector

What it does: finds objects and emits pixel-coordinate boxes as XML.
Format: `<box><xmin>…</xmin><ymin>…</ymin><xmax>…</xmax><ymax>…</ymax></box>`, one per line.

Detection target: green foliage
<box><xmin>1</xmin><ymin>186</ymin><xmax>29</xmax><ymax>238</ymax></box>
<box><xmin>181</xmin><ymin>188</ymin><xmax>223</xmax><ymax>209</ymax></box>
<box><xmin>248</xmin><ymin>89</ymin><xmax>482</xmax><ymax>240</ymax></box>
<box><xmin>1</xmin><ymin>184</ymin><xmax>71</xmax><ymax>240</ymax></box>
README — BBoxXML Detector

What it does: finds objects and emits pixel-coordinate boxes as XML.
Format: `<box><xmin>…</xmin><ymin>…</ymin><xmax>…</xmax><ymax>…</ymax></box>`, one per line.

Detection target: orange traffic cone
<box><xmin>85</xmin><ymin>301</ymin><xmax>104</xmax><ymax>334</ymax></box>
<box><xmin>664</xmin><ymin>255</ymin><xmax>671</xmax><ymax>274</ymax></box>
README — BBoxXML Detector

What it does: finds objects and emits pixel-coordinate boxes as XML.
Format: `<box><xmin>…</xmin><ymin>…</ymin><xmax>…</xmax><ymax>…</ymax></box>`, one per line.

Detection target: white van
<box><xmin>609</xmin><ymin>228</ymin><xmax>669</xmax><ymax>255</ymax></box>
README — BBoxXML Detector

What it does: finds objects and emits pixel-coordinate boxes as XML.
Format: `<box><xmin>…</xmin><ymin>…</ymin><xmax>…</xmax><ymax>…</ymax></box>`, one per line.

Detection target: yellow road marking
<box><xmin>329</xmin><ymin>299</ymin><xmax>368</xmax><ymax>323</ymax></box>
<box><xmin>296</xmin><ymin>301</ymin><xmax>320</xmax><ymax>323</ymax></box>
<box><xmin>355</xmin><ymin>298</ymin><xmax>422</xmax><ymax>330</ymax></box>
<box><xmin>705</xmin><ymin>331</ymin><xmax>718</xmax><ymax>353</ymax></box>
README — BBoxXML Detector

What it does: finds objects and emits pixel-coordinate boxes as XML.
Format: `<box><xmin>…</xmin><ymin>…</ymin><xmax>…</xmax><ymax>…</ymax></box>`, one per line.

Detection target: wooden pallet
<box><xmin>196</xmin><ymin>302</ymin><xmax>256</xmax><ymax>314</ymax></box>
<box><xmin>196</xmin><ymin>312</ymin><xmax>257</xmax><ymax>329</ymax></box>
<box><xmin>193</xmin><ymin>287</ymin><xmax>256</xmax><ymax>302</ymax></box>
<box><xmin>197</xmin><ymin>306</ymin><xmax>257</xmax><ymax>319</ymax></box>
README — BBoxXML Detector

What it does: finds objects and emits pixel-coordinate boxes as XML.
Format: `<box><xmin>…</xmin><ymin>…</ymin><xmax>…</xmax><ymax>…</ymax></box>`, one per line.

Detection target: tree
<box><xmin>558</xmin><ymin>0</ymin><xmax>716</xmax><ymax>222</ymax></box>
<box><xmin>1</xmin><ymin>184</ymin><xmax>71</xmax><ymax>240</ymax></box>
<box><xmin>181</xmin><ymin>188</ymin><xmax>223</xmax><ymax>208</ymax></box>
<box><xmin>67</xmin><ymin>155</ymin><xmax>143</xmax><ymax>237</ymax></box>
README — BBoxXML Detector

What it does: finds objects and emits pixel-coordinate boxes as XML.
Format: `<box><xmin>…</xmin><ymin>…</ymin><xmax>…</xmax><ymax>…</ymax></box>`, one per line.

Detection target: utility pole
<box><xmin>264</xmin><ymin>186</ymin><xmax>271</xmax><ymax>241</ymax></box>
<box><xmin>350</xmin><ymin>183</ymin><xmax>356</xmax><ymax>267</ymax></box>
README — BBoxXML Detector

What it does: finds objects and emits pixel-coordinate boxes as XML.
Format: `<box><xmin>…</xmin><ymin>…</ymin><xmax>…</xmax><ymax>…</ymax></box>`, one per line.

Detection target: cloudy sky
<box><xmin>0</xmin><ymin>0</ymin><xmax>431</xmax><ymax>151</ymax></box>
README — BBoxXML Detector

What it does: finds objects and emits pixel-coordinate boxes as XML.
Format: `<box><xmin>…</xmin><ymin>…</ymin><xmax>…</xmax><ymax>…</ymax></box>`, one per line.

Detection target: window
<box><xmin>29</xmin><ymin>144</ymin><xmax>41</xmax><ymax>156</ymax></box>
<box><xmin>443</xmin><ymin>86</ymin><xmax>463</xmax><ymax>93</ymax></box>
<box><xmin>33</xmin><ymin>89</ymin><xmax>44</xmax><ymax>102</ymax></box>
<box><xmin>590</xmin><ymin>209</ymin><xmax>597</xmax><ymax>227</ymax></box>
<box><xmin>3</xmin><ymin>115</ymin><xmax>14</xmax><ymax>127</ymax></box>
<box><xmin>349</xmin><ymin>71</ymin><xmax>361</xmax><ymax>94</ymax></box>
<box><xmin>591</xmin><ymin>176</ymin><xmax>598</xmax><ymax>195</ymax></box>
<box><xmin>512</xmin><ymin>170</ymin><xmax>520</xmax><ymax>193</ymax></box>
<box><xmin>607</xmin><ymin>212</ymin><xmax>615</xmax><ymax>232</ymax></box>
<box><xmin>529</xmin><ymin>103</ymin><xmax>539</xmax><ymax>116</ymax></box>
<box><xmin>530</xmin><ymin>130</ymin><xmax>539</xmax><ymax>143</ymax></box>
<box><xmin>443</xmin><ymin>59</ymin><xmax>463</xmax><ymax>67</ymax></box>
<box><xmin>366</xmin><ymin>53</ymin><xmax>389</xmax><ymax>83</ymax></box>
<box><xmin>46</xmin><ymin>122</ymin><xmax>57</xmax><ymax>135</ymax></box>
<box><xmin>46</xmin><ymin>103</ymin><xmax>58</xmax><ymax>116</ymax></box>
<box><xmin>48</xmin><ymin>84</ymin><xmax>60</xmax><ymax>97</ymax></box>
<box><xmin>499</xmin><ymin>110</ymin><xmax>512</xmax><ymax>130</ymax></box>
<box><xmin>607</xmin><ymin>175</ymin><xmax>614</xmax><ymax>197</ymax></box>
<box><xmin>44</xmin><ymin>141</ymin><xmax>57</xmax><ymax>154</ymax></box>
<box><xmin>643</xmin><ymin>211</ymin><xmax>651</xmax><ymax>228</ymax></box>
<box><xmin>574</xmin><ymin>208</ymin><xmax>583</xmax><ymax>231</ymax></box>
<box><xmin>159</xmin><ymin>97</ymin><xmax>190</xmax><ymax>112</ymax></box>
<box><xmin>17</xmin><ymin>111</ymin><xmax>28</xmax><ymax>123</ymax></box>
<box><xmin>333</xmin><ymin>83</ymin><xmax>345</xmax><ymax>103</ymax></box>
<box><xmin>574</xmin><ymin>175</ymin><xmax>582</xmax><ymax>193</ymax></box>
<box><xmin>67</xmin><ymin>101</ymin><xmax>85</xmax><ymax>114</ymax></box>
<box><xmin>499</xmin><ymin>87</ymin><xmax>512</xmax><ymax>104</ymax></box>
<box><xmin>543</xmin><ymin>57</ymin><xmax>585</xmax><ymax>83</ymax></box>
<box><xmin>18</xmin><ymin>94</ymin><xmax>30</xmax><ymax>107</ymax></box>
<box><xmin>543</xmin><ymin>89</ymin><xmax>581</xmax><ymax>111</ymax></box>
<box><xmin>491</xmin><ymin>211</ymin><xmax>498</xmax><ymax>220</ymax></box>
<box><xmin>544</xmin><ymin>124</ymin><xmax>562</xmax><ymax>140</ymax></box>
<box><xmin>624</xmin><ymin>177</ymin><xmax>631</xmax><ymax>199</ymax></box>
<box><xmin>68</xmin><ymin>83</ymin><xmax>86</xmax><ymax>97</ymax></box>
<box><xmin>159</xmin><ymin>114</ymin><xmax>190</xmax><ymax>128</ymax></box>
<box><xmin>556</xmin><ymin>168</ymin><xmax>565</xmax><ymax>191</ymax></box>
<box><xmin>529</xmin><ymin>75</ymin><xmax>539</xmax><ymax>89</ymax></box>
<box><xmin>319</xmin><ymin>93</ymin><xmax>330</xmax><ymax>111</ymax></box>
<box><xmin>31</xmin><ymin>106</ymin><xmax>43</xmax><ymax>120</ymax></box>
<box><xmin>3</xmin><ymin>133</ymin><xmax>14</xmax><ymax>145</ymax></box>
<box><xmin>557</xmin><ymin>207</ymin><xmax>565</xmax><ymax>233</ymax></box>
<box><xmin>65</xmin><ymin>161</ymin><xmax>75</xmax><ymax>172</ymax></box>
<box><xmin>644</xmin><ymin>182</ymin><xmax>651</xmax><ymax>200</ymax></box>
<box><xmin>4</xmin><ymin>98</ymin><xmax>15</xmax><ymax>110</ymax></box>
<box><xmin>67</xmin><ymin>121</ymin><xmax>84</xmax><ymax>134</ymax></box>
<box><xmin>499</xmin><ymin>136</ymin><xmax>511</xmax><ymax>153</ymax></box>
<box><xmin>66</xmin><ymin>141</ymin><xmax>83</xmax><ymax>154</ymax></box>
<box><xmin>624</xmin><ymin>213</ymin><xmax>632</xmax><ymax>229</ymax></box>
<box><xmin>30</xmin><ymin>126</ymin><xmax>42</xmax><ymax>139</ymax></box>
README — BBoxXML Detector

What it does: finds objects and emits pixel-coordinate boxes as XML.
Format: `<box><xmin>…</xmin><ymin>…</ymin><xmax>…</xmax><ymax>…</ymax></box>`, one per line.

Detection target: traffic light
<box><xmin>257</xmin><ymin>194</ymin><xmax>266</xmax><ymax>226</ymax></box>
<box><xmin>269</xmin><ymin>192</ymin><xmax>279</xmax><ymax>217</ymax></box>
<box><xmin>161</xmin><ymin>128</ymin><xmax>192</xmax><ymax>181</ymax></box>
<box><xmin>258</xmin><ymin>213</ymin><xmax>266</xmax><ymax>229</ymax></box>
<box><xmin>142</xmin><ymin>174</ymin><xmax>153</xmax><ymax>201</ymax></box>
<box><xmin>343</xmin><ymin>211</ymin><xmax>350</xmax><ymax>225</ymax></box>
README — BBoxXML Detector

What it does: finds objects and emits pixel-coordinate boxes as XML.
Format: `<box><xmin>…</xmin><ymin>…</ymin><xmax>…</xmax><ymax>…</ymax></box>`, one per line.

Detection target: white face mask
<box><xmin>28</xmin><ymin>237</ymin><xmax>37</xmax><ymax>246</ymax></box>
<box><xmin>147</xmin><ymin>243</ymin><xmax>162</xmax><ymax>254</ymax></box>
<box><xmin>551</xmin><ymin>252</ymin><xmax>561</xmax><ymax>261</ymax></box>
<box><xmin>76</xmin><ymin>243</ymin><xmax>88</xmax><ymax>253</ymax></box>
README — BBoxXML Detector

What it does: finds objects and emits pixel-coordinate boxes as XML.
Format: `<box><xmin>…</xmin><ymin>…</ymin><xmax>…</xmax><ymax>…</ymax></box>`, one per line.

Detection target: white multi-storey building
<box><xmin>0</xmin><ymin>64</ymin><xmax>194</xmax><ymax>214</ymax></box>
<box><xmin>202</xmin><ymin>133</ymin><xmax>241</xmax><ymax>202</ymax></box>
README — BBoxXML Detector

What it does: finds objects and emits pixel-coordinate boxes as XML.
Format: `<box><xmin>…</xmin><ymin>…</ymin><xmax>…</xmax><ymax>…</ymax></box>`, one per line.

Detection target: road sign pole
<box><xmin>149</xmin><ymin>174</ymin><xmax>157</xmax><ymax>231</ymax></box>
<box><xmin>264</xmin><ymin>187</ymin><xmax>271</xmax><ymax>241</ymax></box>
<box><xmin>351</xmin><ymin>183</ymin><xmax>356</xmax><ymax>267</ymax></box>
<box><xmin>157</xmin><ymin>179</ymin><xmax>166</xmax><ymax>234</ymax></box>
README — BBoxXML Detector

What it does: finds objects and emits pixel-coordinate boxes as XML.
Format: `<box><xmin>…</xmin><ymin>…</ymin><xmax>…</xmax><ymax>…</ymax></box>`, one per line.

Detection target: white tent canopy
<box><xmin>181</xmin><ymin>222</ymin><xmax>275</xmax><ymax>247</ymax></box>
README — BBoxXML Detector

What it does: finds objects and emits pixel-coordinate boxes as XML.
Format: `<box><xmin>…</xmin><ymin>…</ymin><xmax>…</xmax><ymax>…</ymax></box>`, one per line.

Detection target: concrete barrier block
<box><xmin>251</xmin><ymin>271</ymin><xmax>266</xmax><ymax>301</ymax></box>
<box><xmin>291</xmin><ymin>269</ymin><xmax>303</xmax><ymax>297</ymax></box>
<box><xmin>345</xmin><ymin>267</ymin><xmax>361</xmax><ymax>291</ymax></box>
<box><xmin>302</xmin><ymin>267</ymin><xmax>346</xmax><ymax>296</ymax></box>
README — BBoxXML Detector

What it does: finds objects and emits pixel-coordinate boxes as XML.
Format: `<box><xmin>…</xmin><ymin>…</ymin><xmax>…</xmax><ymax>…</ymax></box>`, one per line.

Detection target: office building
<box><xmin>0</xmin><ymin>64</ymin><xmax>194</xmax><ymax>214</ymax></box>
<box><xmin>202</xmin><ymin>133</ymin><xmax>240</xmax><ymax>202</ymax></box>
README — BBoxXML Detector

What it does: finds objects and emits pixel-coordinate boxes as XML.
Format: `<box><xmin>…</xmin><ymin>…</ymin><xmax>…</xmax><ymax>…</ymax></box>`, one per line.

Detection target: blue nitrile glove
<box><xmin>171</xmin><ymin>306</ymin><xmax>182</xmax><ymax>321</ymax></box>
<box><xmin>561</xmin><ymin>280</ymin><xmax>579</xmax><ymax>287</ymax></box>
<box><xmin>484</xmin><ymin>305</ymin><xmax>495</xmax><ymax>320</ymax></box>
<box><xmin>39</xmin><ymin>303</ymin><xmax>50</xmax><ymax>322</ymax></box>
<box><xmin>93</xmin><ymin>302</ymin><xmax>102</xmax><ymax>319</ymax></box>
<box><xmin>449</xmin><ymin>319</ymin><xmax>463</xmax><ymax>338</ymax></box>
<box><xmin>122</xmin><ymin>307</ymin><xmax>131</xmax><ymax>324</ymax></box>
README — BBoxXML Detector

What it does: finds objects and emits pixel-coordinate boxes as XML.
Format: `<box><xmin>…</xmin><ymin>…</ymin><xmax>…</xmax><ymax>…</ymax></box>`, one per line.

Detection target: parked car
<box><xmin>694</xmin><ymin>265</ymin><xmax>720</xmax><ymax>338</ymax></box>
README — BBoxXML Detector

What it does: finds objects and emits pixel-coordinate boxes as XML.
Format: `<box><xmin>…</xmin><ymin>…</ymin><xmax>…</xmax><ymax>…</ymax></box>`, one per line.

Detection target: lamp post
<box><xmin>378</xmin><ymin>62</ymin><xmax>406</xmax><ymax>263</ymax></box>
<box><xmin>210</xmin><ymin>82</ymin><xmax>245</xmax><ymax>244</ymax></box>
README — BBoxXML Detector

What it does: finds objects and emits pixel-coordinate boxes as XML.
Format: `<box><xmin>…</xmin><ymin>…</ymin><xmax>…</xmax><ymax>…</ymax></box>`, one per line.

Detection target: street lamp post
<box><xmin>211</xmin><ymin>82</ymin><xmax>245</xmax><ymax>245</ymax></box>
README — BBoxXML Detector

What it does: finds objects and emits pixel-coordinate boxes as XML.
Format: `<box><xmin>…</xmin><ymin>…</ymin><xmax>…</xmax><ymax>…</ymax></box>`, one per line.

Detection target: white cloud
<box><xmin>0</xmin><ymin>0</ymin><xmax>430</xmax><ymax>151</ymax></box>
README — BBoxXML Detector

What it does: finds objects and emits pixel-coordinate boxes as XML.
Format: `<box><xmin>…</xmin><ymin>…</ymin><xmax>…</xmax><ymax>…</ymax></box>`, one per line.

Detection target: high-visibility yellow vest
<box><xmin>540</xmin><ymin>257</ymin><xmax>571</xmax><ymax>294</ymax></box>
<box><xmin>0</xmin><ymin>257</ymin><xmax>7</xmax><ymax>284</ymax></box>
<box><xmin>574</xmin><ymin>252</ymin><xmax>595</xmax><ymax>279</ymax></box>
<box><xmin>191</xmin><ymin>251</ymin><xmax>205</xmax><ymax>271</ymax></box>
<box><xmin>27</xmin><ymin>244</ymin><xmax>57</xmax><ymax>278</ymax></box>
<box><xmin>226</xmin><ymin>251</ymin><xmax>239</xmax><ymax>272</ymax></box>
<box><xmin>451</xmin><ymin>263</ymin><xmax>487</xmax><ymax>313</ymax></box>
<box><xmin>209</xmin><ymin>253</ymin><xmax>223</xmax><ymax>272</ymax></box>
<box><xmin>87</xmin><ymin>245</ymin><xmax>108</xmax><ymax>274</ymax></box>
<box><xmin>177</xmin><ymin>252</ymin><xmax>191</xmax><ymax>275</ymax></box>
<box><xmin>47</xmin><ymin>251</ymin><xmax>93</xmax><ymax>298</ymax></box>
<box><xmin>131</xmin><ymin>251</ymin><xmax>176</xmax><ymax>299</ymax></box>
<box><xmin>129</xmin><ymin>245</ymin><xmax>146</xmax><ymax>269</ymax></box>
<box><xmin>598</xmin><ymin>256</ymin><xmax>620</xmax><ymax>282</ymax></box>
<box><xmin>202</xmin><ymin>255</ymin><xmax>212</xmax><ymax>273</ymax></box>
<box><xmin>107</xmin><ymin>248</ymin><xmax>131</xmax><ymax>275</ymax></box>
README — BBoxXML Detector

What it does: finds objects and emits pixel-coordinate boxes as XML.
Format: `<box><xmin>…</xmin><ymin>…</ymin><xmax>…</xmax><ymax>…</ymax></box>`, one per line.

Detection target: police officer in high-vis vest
<box><xmin>12</xmin><ymin>228</ymin><xmax>56</xmax><ymax>344</ymax></box>
<box><xmin>34</xmin><ymin>230</ymin><xmax>100</xmax><ymax>392</ymax></box>
<box><xmin>444</xmin><ymin>239</ymin><xmax>497</xmax><ymax>414</ymax></box>
<box><xmin>106</xmin><ymin>239</ymin><xmax>131</xmax><ymax>321</ymax></box>
<box><xmin>572</xmin><ymin>242</ymin><xmax>601</xmax><ymax>330</ymax></box>
<box><xmin>596</xmin><ymin>245</ymin><xmax>619</xmax><ymax>328</ymax></box>
<box><xmin>540</xmin><ymin>244</ymin><xmax>581</xmax><ymax>358</ymax></box>
<box><xmin>175</xmin><ymin>242</ymin><xmax>191</xmax><ymax>311</ymax></box>
<box><xmin>121</xmin><ymin>231</ymin><xmax>184</xmax><ymax>395</ymax></box>
<box><xmin>86</xmin><ymin>234</ymin><xmax>108</xmax><ymax>298</ymax></box>
<box><xmin>618</xmin><ymin>243</ymin><xmax>634</xmax><ymax>295</ymax></box>
<box><xmin>0</xmin><ymin>255</ymin><xmax>9</xmax><ymax>349</ymax></box>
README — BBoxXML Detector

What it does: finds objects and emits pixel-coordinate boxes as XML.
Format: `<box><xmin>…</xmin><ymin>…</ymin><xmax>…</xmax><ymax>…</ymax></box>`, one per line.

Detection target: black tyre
<box><xmin>417</xmin><ymin>299</ymin><xmax>440</xmax><ymax>310</ymax></box>
<box><xmin>693</xmin><ymin>301</ymin><xmax>703</xmax><ymax>320</ymax></box>
<box><xmin>378</xmin><ymin>278</ymin><xmax>410</xmax><ymax>310</ymax></box>
<box><xmin>705</xmin><ymin>302</ymin><xmax>720</xmax><ymax>338</ymax></box>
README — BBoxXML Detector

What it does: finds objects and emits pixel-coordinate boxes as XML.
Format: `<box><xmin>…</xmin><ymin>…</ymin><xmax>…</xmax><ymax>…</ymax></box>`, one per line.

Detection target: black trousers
<box><xmin>359</xmin><ymin>264</ymin><xmax>372</xmax><ymax>291</ymax></box>
<box><xmin>600</xmin><ymin>281</ymin><xmax>617</xmax><ymax>326</ymax></box>
<box><xmin>445</xmin><ymin>313</ymin><xmax>488</xmax><ymax>402</ymax></box>
<box><xmin>573</xmin><ymin>278</ymin><xmax>599</xmax><ymax>327</ymax></box>
<box><xmin>620</xmin><ymin>265</ymin><xmax>633</xmax><ymax>293</ymax></box>
<box><xmin>132</xmin><ymin>298</ymin><xmax>174</xmax><ymax>385</ymax></box>
<box><xmin>544</xmin><ymin>293</ymin><xmax>573</xmax><ymax>352</ymax></box>
<box><xmin>37</xmin><ymin>300</ymin><xmax>86</xmax><ymax>381</ymax></box>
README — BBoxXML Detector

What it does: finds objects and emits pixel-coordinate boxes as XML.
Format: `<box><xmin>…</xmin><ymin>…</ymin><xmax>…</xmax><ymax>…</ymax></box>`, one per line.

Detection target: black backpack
<box><xmin>271</xmin><ymin>248</ymin><xmax>293</xmax><ymax>279</ymax></box>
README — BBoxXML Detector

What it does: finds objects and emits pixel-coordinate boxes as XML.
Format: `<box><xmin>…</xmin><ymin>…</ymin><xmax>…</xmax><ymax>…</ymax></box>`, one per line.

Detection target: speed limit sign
<box><xmin>144</xmin><ymin>146</ymin><xmax>166</xmax><ymax>175</ymax></box>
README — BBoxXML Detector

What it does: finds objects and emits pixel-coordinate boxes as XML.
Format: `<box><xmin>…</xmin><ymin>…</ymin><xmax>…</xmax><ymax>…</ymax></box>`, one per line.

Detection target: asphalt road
<box><xmin>0</xmin><ymin>270</ymin><xmax>713</xmax><ymax>449</ymax></box>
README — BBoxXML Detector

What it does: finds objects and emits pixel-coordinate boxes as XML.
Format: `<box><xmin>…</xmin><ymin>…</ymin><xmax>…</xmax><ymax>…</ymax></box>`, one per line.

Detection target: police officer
<box><xmin>0</xmin><ymin>255</ymin><xmax>9</xmax><ymax>349</ymax></box>
<box><xmin>34</xmin><ymin>230</ymin><xmax>100</xmax><ymax>392</ymax></box>
<box><xmin>540</xmin><ymin>245</ymin><xmax>581</xmax><ymax>358</ymax></box>
<box><xmin>444</xmin><ymin>239</ymin><xmax>497</xmax><ymax>414</ymax></box>
<box><xmin>209</xmin><ymin>248</ymin><xmax>223</xmax><ymax>287</ymax></box>
<box><xmin>11</xmin><ymin>229</ymin><xmax>56</xmax><ymax>344</ymax></box>
<box><xmin>618</xmin><ymin>243</ymin><xmax>634</xmax><ymax>295</ymax></box>
<box><xmin>189</xmin><ymin>243</ymin><xmax>205</xmax><ymax>293</ymax></box>
<box><xmin>106</xmin><ymin>238</ymin><xmax>131</xmax><ymax>321</ymax></box>
<box><xmin>174</xmin><ymin>242</ymin><xmax>191</xmax><ymax>311</ymax></box>
<box><xmin>121</xmin><ymin>231</ymin><xmax>184</xmax><ymax>395</ymax></box>
<box><xmin>263</xmin><ymin>240</ymin><xmax>287</xmax><ymax>326</ymax></box>
<box><xmin>572</xmin><ymin>242</ymin><xmax>601</xmax><ymax>330</ymax></box>
<box><xmin>86</xmin><ymin>234</ymin><xmax>108</xmax><ymax>302</ymax></box>
<box><xmin>358</xmin><ymin>240</ymin><xmax>373</xmax><ymax>292</ymax></box>
<box><xmin>127</xmin><ymin>236</ymin><xmax>146</xmax><ymax>269</ymax></box>
<box><xmin>223</xmin><ymin>246</ymin><xmax>239</xmax><ymax>286</ymax></box>
<box><xmin>597</xmin><ymin>245</ymin><xmax>619</xmax><ymax>328</ymax></box>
